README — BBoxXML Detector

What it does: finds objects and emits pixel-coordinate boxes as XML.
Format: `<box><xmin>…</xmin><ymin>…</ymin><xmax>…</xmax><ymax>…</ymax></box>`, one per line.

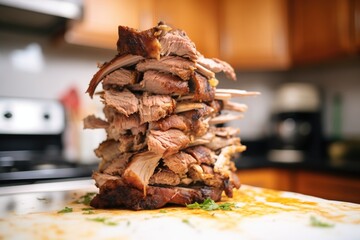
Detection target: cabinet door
<box><xmin>295</xmin><ymin>171</ymin><xmax>360</xmax><ymax>204</ymax></box>
<box><xmin>236</xmin><ymin>168</ymin><xmax>293</xmax><ymax>191</ymax></box>
<box><xmin>65</xmin><ymin>0</ymin><xmax>151</xmax><ymax>49</ymax></box>
<box><xmin>353</xmin><ymin>0</ymin><xmax>360</xmax><ymax>50</ymax></box>
<box><xmin>289</xmin><ymin>0</ymin><xmax>354</xmax><ymax>64</ymax></box>
<box><xmin>219</xmin><ymin>0</ymin><xmax>290</xmax><ymax>69</ymax></box>
<box><xmin>151</xmin><ymin>0</ymin><xmax>220</xmax><ymax>58</ymax></box>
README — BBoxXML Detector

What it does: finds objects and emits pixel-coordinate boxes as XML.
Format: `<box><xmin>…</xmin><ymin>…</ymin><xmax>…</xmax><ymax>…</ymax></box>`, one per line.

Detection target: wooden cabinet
<box><xmin>353</xmin><ymin>0</ymin><xmax>360</xmax><ymax>51</ymax></box>
<box><xmin>219</xmin><ymin>0</ymin><xmax>290</xmax><ymax>70</ymax></box>
<box><xmin>237</xmin><ymin>168</ymin><xmax>360</xmax><ymax>204</ymax></box>
<box><xmin>289</xmin><ymin>0</ymin><xmax>356</xmax><ymax>65</ymax></box>
<box><xmin>294</xmin><ymin>171</ymin><xmax>360</xmax><ymax>204</ymax></box>
<box><xmin>236</xmin><ymin>168</ymin><xmax>294</xmax><ymax>191</ymax></box>
<box><xmin>64</xmin><ymin>0</ymin><xmax>359</xmax><ymax>67</ymax></box>
<box><xmin>65</xmin><ymin>0</ymin><xmax>219</xmax><ymax>56</ymax></box>
<box><xmin>65</xmin><ymin>0</ymin><xmax>153</xmax><ymax>50</ymax></box>
<box><xmin>151</xmin><ymin>0</ymin><xmax>220</xmax><ymax>58</ymax></box>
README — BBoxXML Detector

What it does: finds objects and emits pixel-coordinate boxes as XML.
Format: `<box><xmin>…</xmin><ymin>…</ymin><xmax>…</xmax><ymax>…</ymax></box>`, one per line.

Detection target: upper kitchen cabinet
<box><xmin>353</xmin><ymin>0</ymin><xmax>360</xmax><ymax>51</ymax></box>
<box><xmin>289</xmin><ymin>0</ymin><xmax>358</xmax><ymax>65</ymax></box>
<box><xmin>219</xmin><ymin>0</ymin><xmax>290</xmax><ymax>70</ymax></box>
<box><xmin>64</xmin><ymin>0</ymin><xmax>220</xmax><ymax>56</ymax></box>
<box><xmin>65</xmin><ymin>0</ymin><xmax>153</xmax><ymax>49</ymax></box>
<box><xmin>150</xmin><ymin>0</ymin><xmax>220</xmax><ymax>58</ymax></box>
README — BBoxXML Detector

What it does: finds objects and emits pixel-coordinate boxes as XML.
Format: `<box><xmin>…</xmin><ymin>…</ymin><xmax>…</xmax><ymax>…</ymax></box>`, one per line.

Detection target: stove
<box><xmin>0</xmin><ymin>97</ymin><xmax>95</xmax><ymax>185</ymax></box>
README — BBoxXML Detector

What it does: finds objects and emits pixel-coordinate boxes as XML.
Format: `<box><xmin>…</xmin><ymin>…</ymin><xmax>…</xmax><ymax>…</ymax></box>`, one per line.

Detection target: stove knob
<box><xmin>3</xmin><ymin>111</ymin><xmax>12</xmax><ymax>119</ymax></box>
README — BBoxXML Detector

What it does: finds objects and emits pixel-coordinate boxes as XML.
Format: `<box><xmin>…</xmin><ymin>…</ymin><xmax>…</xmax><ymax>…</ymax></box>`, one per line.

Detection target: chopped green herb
<box><xmin>182</xmin><ymin>219</ymin><xmax>190</xmax><ymax>224</ymax></box>
<box><xmin>126</xmin><ymin>221</ymin><xmax>131</xmax><ymax>226</ymax></box>
<box><xmin>82</xmin><ymin>210</ymin><xmax>95</xmax><ymax>215</ymax></box>
<box><xmin>186</xmin><ymin>198</ymin><xmax>235</xmax><ymax>211</ymax></box>
<box><xmin>57</xmin><ymin>206</ymin><xmax>73</xmax><ymax>213</ymax></box>
<box><xmin>159</xmin><ymin>209</ymin><xmax>168</xmax><ymax>213</ymax></box>
<box><xmin>75</xmin><ymin>192</ymin><xmax>96</xmax><ymax>205</ymax></box>
<box><xmin>87</xmin><ymin>217</ymin><xmax>117</xmax><ymax>226</ymax></box>
<box><xmin>310</xmin><ymin>216</ymin><xmax>335</xmax><ymax>228</ymax></box>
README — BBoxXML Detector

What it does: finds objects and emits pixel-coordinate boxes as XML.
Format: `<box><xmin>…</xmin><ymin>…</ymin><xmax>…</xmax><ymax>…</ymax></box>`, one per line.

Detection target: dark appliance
<box><xmin>0</xmin><ymin>97</ymin><xmax>94</xmax><ymax>185</ymax></box>
<box><xmin>268</xmin><ymin>83</ymin><xmax>323</xmax><ymax>163</ymax></box>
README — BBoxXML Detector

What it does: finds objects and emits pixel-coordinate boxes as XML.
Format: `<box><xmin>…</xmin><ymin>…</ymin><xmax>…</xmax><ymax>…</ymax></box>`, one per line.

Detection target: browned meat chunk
<box><xmin>189</xmin><ymin>72</ymin><xmax>215</xmax><ymax>102</ymax></box>
<box><xmin>162</xmin><ymin>151</ymin><xmax>197</xmax><ymax>175</ymax></box>
<box><xmin>102</xmin><ymin>69</ymin><xmax>138</xmax><ymax>89</ymax></box>
<box><xmin>103</xmin><ymin>89</ymin><xmax>138</xmax><ymax>117</ymax></box>
<box><xmin>117</xmin><ymin>25</ymin><xmax>161</xmax><ymax>59</ymax></box>
<box><xmin>197</xmin><ymin>55</ymin><xmax>236</xmax><ymax>81</ymax></box>
<box><xmin>150</xmin><ymin>114</ymin><xmax>190</xmax><ymax>132</ymax></box>
<box><xmin>100</xmin><ymin>152</ymin><xmax>132</xmax><ymax>176</ymax></box>
<box><xmin>159</xmin><ymin>29</ymin><xmax>198</xmax><ymax>61</ymax></box>
<box><xmin>149</xmin><ymin>168</ymin><xmax>181</xmax><ymax>186</ymax></box>
<box><xmin>136</xmin><ymin>56</ymin><xmax>195</xmax><ymax>81</ymax></box>
<box><xmin>95</xmin><ymin>140</ymin><xmax>122</xmax><ymax>163</ymax></box>
<box><xmin>87</xmin><ymin>54</ymin><xmax>144</xmax><ymax>98</ymax></box>
<box><xmin>147</xmin><ymin>129</ymin><xmax>190</xmax><ymax>157</ymax></box>
<box><xmin>105</xmin><ymin>112</ymin><xmax>141</xmax><ymax>140</ymax></box>
<box><xmin>140</xmin><ymin>70</ymin><xmax>189</xmax><ymax>95</ymax></box>
<box><xmin>118</xmin><ymin>133</ymin><xmax>146</xmax><ymax>153</ymax></box>
<box><xmin>83</xmin><ymin>115</ymin><xmax>109</xmax><ymax>129</ymax></box>
<box><xmin>139</xmin><ymin>94</ymin><xmax>175</xmax><ymax>123</ymax></box>
<box><xmin>90</xmin><ymin>179</ymin><xmax>223</xmax><ymax>210</ymax></box>
<box><xmin>92</xmin><ymin>172</ymin><xmax>122</xmax><ymax>188</ymax></box>
<box><xmin>205</xmin><ymin>136</ymin><xmax>241</xmax><ymax>151</ymax></box>
<box><xmin>122</xmin><ymin>151</ymin><xmax>162</xmax><ymax>191</ymax></box>
<box><xmin>212</xmin><ymin>126</ymin><xmax>240</xmax><ymax>137</ymax></box>
<box><xmin>184</xmin><ymin>146</ymin><xmax>215</xmax><ymax>165</ymax></box>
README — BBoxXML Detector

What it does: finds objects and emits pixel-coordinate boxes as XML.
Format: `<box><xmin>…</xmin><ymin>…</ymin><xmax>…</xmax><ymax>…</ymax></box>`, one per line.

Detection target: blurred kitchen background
<box><xmin>0</xmin><ymin>0</ymin><xmax>359</xmax><ymax>203</ymax></box>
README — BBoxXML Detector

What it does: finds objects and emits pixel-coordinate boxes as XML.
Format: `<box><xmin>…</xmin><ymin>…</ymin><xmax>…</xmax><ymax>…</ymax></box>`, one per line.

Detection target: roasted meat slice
<box><xmin>105</xmin><ymin>112</ymin><xmax>141</xmax><ymax>140</ymax></box>
<box><xmin>136</xmin><ymin>56</ymin><xmax>195</xmax><ymax>81</ymax></box>
<box><xmin>140</xmin><ymin>70</ymin><xmax>189</xmax><ymax>95</ymax></box>
<box><xmin>205</xmin><ymin>136</ymin><xmax>241</xmax><ymax>151</ymax></box>
<box><xmin>149</xmin><ymin>168</ymin><xmax>181</xmax><ymax>186</ymax></box>
<box><xmin>122</xmin><ymin>151</ymin><xmax>162</xmax><ymax>192</ymax></box>
<box><xmin>147</xmin><ymin>129</ymin><xmax>190</xmax><ymax>157</ymax></box>
<box><xmin>139</xmin><ymin>93</ymin><xmax>176</xmax><ymax>124</ymax></box>
<box><xmin>197</xmin><ymin>55</ymin><xmax>236</xmax><ymax>81</ymax></box>
<box><xmin>189</xmin><ymin>72</ymin><xmax>215</xmax><ymax>102</ymax></box>
<box><xmin>162</xmin><ymin>151</ymin><xmax>197</xmax><ymax>175</ymax></box>
<box><xmin>95</xmin><ymin>140</ymin><xmax>122</xmax><ymax>167</ymax></box>
<box><xmin>100</xmin><ymin>152</ymin><xmax>132</xmax><ymax>176</ymax></box>
<box><xmin>103</xmin><ymin>89</ymin><xmax>139</xmax><ymax>117</ymax></box>
<box><xmin>87</xmin><ymin>54</ymin><xmax>144</xmax><ymax>98</ymax></box>
<box><xmin>214</xmin><ymin>145</ymin><xmax>246</xmax><ymax>178</ymax></box>
<box><xmin>212</xmin><ymin>126</ymin><xmax>240</xmax><ymax>137</ymax></box>
<box><xmin>117</xmin><ymin>25</ymin><xmax>161</xmax><ymax>59</ymax></box>
<box><xmin>83</xmin><ymin>115</ymin><xmax>109</xmax><ymax>129</ymax></box>
<box><xmin>159</xmin><ymin>29</ymin><xmax>198</xmax><ymax>61</ymax></box>
<box><xmin>90</xmin><ymin>178</ymin><xmax>224</xmax><ymax>210</ymax></box>
<box><xmin>118</xmin><ymin>133</ymin><xmax>146</xmax><ymax>153</ymax></box>
<box><xmin>184</xmin><ymin>145</ymin><xmax>215</xmax><ymax>165</ymax></box>
<box><xmin>102</xmin><ymin>68</ymin><xmax>138</xmax><ymax>90</ymax></box>
<box><xmin>149</xmin><ymin>114</ymin><xmax>190</xmax><ymax>132</ymax></box>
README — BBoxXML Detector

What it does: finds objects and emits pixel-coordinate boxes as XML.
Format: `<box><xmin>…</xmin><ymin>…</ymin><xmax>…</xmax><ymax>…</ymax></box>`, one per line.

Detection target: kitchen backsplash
<box><xmin>1</xmin><ymin>30</ymin><xmax>360</xmax><ymax>143</ymax></box>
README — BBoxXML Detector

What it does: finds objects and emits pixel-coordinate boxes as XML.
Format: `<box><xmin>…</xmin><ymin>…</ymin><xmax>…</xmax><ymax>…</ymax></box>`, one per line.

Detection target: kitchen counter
<box><xmin>236</xmin><ymin>155</ymin><xmax>360</xmax><ymax>177</ymax></box>
<box><xmin>0</xmin><ymin>179</ymin><xmax>359</xmax><ymax>240</ymax></box>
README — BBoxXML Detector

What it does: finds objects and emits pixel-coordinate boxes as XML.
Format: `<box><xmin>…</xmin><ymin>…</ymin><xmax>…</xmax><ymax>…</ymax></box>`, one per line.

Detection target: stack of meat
<box><xmin>84</xmin><ymin>22</ymin><xmax>258</xmax><ymax>210</ymax></box>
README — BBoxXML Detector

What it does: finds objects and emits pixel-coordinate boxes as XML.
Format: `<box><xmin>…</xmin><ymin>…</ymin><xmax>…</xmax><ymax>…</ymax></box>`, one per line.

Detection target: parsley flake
<box><xmin>310</xmin><ymin>216</ymin><xmax>335</xmax><ymax>228</ymax></box>
<box><xmin>87</xmin><ymin>217</ymin><xmax>117</xmax><ymax>226</ymax></box>
<box><xmin>75</xmin><ymin>192</ymin><xmax>96</xmax><ymax>205</ymax></box>
<box><xmin>186</xmin><ymin>198</ymin><xmax>235</xmax><ymax>211</ymax></box>
<box><xmin>57</xmin><ymin>206</ymin><xmax>73</xmax><ymax>213</ymax></box>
